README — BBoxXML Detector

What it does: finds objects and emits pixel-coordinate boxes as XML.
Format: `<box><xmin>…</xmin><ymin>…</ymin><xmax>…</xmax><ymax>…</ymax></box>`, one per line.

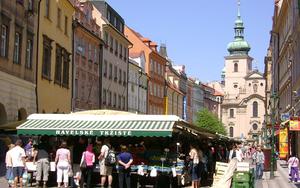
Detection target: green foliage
<box><xmin>195</xmin><ymin>108</ymin><xmax>227</xmax><ymax>135</ymax></box>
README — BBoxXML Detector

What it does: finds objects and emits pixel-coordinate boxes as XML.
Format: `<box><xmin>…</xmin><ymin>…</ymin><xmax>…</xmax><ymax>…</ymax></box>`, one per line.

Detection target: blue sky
<box><xmin>107</xmin><ymin>0</ymin><xmax>274</xmax><ymax>83</ymax></box>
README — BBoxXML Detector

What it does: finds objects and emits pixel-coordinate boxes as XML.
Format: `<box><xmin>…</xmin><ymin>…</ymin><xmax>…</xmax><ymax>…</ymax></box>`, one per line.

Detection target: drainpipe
<box><xmin>71</xmin><ymin>21</ymin><xmax>76</xmax><ymax>112</ymax></box>
<box><xmin>35</xmin><ymin>0</ymin><xmax>42</xmax><ymax>113</ymax></box>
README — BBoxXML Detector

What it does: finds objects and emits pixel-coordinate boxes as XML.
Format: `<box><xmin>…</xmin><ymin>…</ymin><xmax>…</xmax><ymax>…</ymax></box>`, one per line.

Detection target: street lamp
<box><xmin>270</xmin><ymin>93</ymin><xmax>278</xmax><ymax>179</ymax></box>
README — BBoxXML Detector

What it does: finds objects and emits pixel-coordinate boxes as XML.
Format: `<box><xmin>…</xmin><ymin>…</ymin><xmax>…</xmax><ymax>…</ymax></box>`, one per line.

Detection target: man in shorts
<box><xmin>10</xmin><ymin>139</ymin><xmax>26</xmax><ymax>188</ymax></box>
<box><xmin>98</xmin><ymin>139</ymin><xmax>113</xmax><ymax>188</ymax></box>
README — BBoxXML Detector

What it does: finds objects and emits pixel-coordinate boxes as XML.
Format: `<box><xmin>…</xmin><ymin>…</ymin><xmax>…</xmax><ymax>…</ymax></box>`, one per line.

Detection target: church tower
<box><xmin>221</xmin><ymin>0</ymin><xmax>266</xmax><ymax>141</ymax></box>
<box><xmin>224</xmin><ymin>0</ymin><xmax>253</xmax><ymax>96</ymax></box>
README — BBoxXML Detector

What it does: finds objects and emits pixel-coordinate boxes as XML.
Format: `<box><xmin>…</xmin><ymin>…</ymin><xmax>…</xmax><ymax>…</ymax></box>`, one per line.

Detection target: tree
<box><xmin>195</xmin><ymin>108</ymin><xmax>227</xmax><ymax>135</ymax></box>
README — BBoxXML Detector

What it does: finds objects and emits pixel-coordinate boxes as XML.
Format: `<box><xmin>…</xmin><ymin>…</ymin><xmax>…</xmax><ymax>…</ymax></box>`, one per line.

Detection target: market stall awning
<box><xmin>17</xmin><ymin>114</ymin><xmax>181</xmax><ymax>137</ymax></box>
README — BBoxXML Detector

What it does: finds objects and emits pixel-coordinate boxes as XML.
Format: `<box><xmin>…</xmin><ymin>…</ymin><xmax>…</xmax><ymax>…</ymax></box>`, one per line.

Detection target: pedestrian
<box><xmin>117</xmin><ymin>145</ymin><xmax>133</xmax><ymax>188</ymax></box>
<box><xmin>5</xmin><ymin>144</ymin><xmax>15</xmax><ymax>187</ymax></box>
<box><xmin>189</xmin><ymin>145</ymin><xmax>200</xmax><ymax>188</ymax></box>
<box><xmin>33</xmin><ymin>142</ymin><xmax>50</xmax><ymax>188</ymax></box>
<box><xmin>252</xmin><ymin>146</ymin><xmax>265</xmax><ymax>179</ymax></box>
<box><xmin>55</xmin><ymin>141</ymin><xmax>71</xmax><ymax>188</ymax></box>
<box><xmin>80</xmin><ymin>144</ymin><xmax>95</xmax><ymax>188</ymax></box>
<box><xmin>24</xmin><ymin>138</ymin><xmax>33</xmax><ymax>160</ymax></box>
<box><xmin>288</xmin><ymin>154</ymin><xmax>299</xmax><ymax>183</ymax></box>
<box><xmin>228</xmin><ymin>145</ymin><xmax>237</xmax><ymax>162</ymax></box>
<box><xmin>10</xmin><ymin>139</ymin><xmax>26</xmax><ymax>188</ymax></box>
<box><xmin>98</xmin><ymin>139</ymin><xmax>113</xmax><ymax>188</ymax></box>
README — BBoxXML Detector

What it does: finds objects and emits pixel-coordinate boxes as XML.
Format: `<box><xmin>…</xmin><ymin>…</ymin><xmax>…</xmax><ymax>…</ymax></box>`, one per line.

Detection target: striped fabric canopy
<box><xmin>17</xmin><ymin>114</ymin><xmax>179</xmax><ymax>137</ymax></box>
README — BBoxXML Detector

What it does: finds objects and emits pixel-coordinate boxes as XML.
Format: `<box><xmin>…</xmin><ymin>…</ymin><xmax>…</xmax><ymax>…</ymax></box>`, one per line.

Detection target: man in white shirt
<box><xmin>229</xmin><ymin>144</ymin><xmax>243</xmax><ymax>162</ymax></box>
<box><xmin>98</xmin><ymin>139</ymin><xmax>113</xmax><ymax>188</ymax></box>
<box><xmin>10</xmin><ymin>139</ymin><xmax>26</xmax><ymax>188</ymax></box>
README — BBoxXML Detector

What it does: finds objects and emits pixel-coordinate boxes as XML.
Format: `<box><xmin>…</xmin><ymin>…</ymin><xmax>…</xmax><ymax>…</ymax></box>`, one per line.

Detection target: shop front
<box><xmin>16</xmin><ymin>112</ymin><xmax>217</xmax><ymax>187</ymax></box>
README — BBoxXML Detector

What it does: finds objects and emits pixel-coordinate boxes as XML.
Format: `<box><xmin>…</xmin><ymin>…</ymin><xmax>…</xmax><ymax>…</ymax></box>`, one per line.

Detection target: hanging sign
<box><xmin>290</xmin><ymin>120</ymin><xmax>300</xmax><ymax>131</ymax></box>
<box><xmin>279</xmin><ymin>128</ymin><xmax>288</xmax><ymax>159</ymax></box>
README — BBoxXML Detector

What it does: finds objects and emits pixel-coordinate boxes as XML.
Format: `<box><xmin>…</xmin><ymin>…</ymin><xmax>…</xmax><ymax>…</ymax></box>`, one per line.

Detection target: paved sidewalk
<box><xmin>255</xmin><ymin>160</ymin><xmax>299</xmax><ymax>188</ymax></box>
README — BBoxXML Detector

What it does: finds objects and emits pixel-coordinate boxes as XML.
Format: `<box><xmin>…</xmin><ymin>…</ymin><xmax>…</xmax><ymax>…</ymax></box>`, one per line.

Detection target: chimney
<box><xmin>159</xmin><ymin>43</ymin><xmax>168</xmax><ymax>57</ymax></box>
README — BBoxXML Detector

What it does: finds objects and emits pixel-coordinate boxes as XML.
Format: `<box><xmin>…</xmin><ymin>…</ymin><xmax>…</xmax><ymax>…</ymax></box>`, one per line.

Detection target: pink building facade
<box><xmin>72</xmin><ymin>1</ymin><xmax>103</xmax><ymax>111</ymax></box>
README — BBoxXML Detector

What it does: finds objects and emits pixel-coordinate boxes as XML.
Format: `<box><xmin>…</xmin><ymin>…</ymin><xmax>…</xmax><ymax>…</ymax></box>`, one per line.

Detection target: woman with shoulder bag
<box><xmin>80</xmin><ymin>144</ymin><xmax>95</xmax><ymax>188</ymax></box>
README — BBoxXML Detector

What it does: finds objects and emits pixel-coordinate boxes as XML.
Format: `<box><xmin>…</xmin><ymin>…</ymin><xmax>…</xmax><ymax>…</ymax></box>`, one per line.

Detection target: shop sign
<box><xmin>290</xmin><ymin>120</ymin><xmax>300</xmax><ymax>131</ymax></box>
<box><xmin>55</xmin><ymin>130</ymin><xmax>132</xmax><ymax>136</ymax></box>
<box><xmin>279</xmin><ymin>128</ymin><xmax>288</xmax><ymax>159</ymax></box>
<box><xmin>280</xmin><ymin>113</ymin><xmax>290</xmax><ymax>122</ymax></box>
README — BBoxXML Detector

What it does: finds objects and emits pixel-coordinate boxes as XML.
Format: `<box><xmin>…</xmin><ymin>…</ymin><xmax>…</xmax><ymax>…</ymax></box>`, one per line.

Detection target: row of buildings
<box><xmin>0</xmin><ymin>0</ymin><xmax>222</xmax><ymax>129</ymax></box>
<box><xmin>265</xmin><ymin>0</ymin><xmax>300</xmax><ymax>157</ymax></box>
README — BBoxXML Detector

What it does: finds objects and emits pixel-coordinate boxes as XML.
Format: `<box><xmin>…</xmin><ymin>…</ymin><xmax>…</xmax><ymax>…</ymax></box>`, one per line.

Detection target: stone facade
<box><xmin>73</xmin><ymin>0</ymin><xmax>102</xmax><ymax>111</ymax></box>
<box><xmin>0</xmin><ymin>0</ymin><xmax>38</xmax><ymax>124</ymax></box>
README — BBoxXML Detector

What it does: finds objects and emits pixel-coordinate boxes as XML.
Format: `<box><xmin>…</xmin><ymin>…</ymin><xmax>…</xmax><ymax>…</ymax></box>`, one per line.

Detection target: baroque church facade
<box><xmin>220</xmin><ymin>4</ymin><xmax>266</xmax><ymax>140</ymax></box>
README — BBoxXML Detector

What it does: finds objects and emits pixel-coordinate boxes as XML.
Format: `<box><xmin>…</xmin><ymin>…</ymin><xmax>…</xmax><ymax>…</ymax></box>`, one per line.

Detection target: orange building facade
<box><xmin>125</xmin><ymin>26</ymin><xmax>166</xmax><ymax>114</ymax></box>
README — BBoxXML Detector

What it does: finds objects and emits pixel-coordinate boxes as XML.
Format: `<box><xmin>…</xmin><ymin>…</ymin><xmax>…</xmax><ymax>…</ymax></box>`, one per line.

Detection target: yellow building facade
<box><xmin>37</xmin><ymin>0</ymin><xmax>74</xmax><ymax>113</ymax></box>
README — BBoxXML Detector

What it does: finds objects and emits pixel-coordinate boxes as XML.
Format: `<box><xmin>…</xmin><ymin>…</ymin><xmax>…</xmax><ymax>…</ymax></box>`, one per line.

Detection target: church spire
<box><xmin>227</xmin><ymin>0</ymin><xmax>251</xmax><ymax>55</ymax></box>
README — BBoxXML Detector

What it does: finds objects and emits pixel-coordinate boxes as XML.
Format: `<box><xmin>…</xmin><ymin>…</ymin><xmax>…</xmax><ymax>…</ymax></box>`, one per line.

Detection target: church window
<box><xmin>252</xmin><ymin>123</ymin><xmax>258</xmax><ymax>130</ymax></box>
<box><xmin>234</xmin><ymin>63</ymin><xmax>238</xmax><ymax>72</ymax></box>
<box><xmin>260</xmin><ymin>83</ymin><xmax>263</xmax><ymax>86</ymax></box>
<box><xmin>229</xmin><ymin>109</ymin><xmax>234</xmax><ymax>118</ymax></box>
<box><xmin>234</xmin><ymin>84</ymin><xmax>238</xmax><ymax>88</ymax></box>
<box><xmin>253</xmin><ymin>101</ymin><xmax>258</xmax><ymax>117</ymax></box>
<box><xmin>253</xmin><ymin>84</ymin><xmax>258</xmax><ymax>93</ymax></box>
<box><xmin>229</xmin><ymin>127</ymin><xmax>234</xmax><ymax>137</ymax></box>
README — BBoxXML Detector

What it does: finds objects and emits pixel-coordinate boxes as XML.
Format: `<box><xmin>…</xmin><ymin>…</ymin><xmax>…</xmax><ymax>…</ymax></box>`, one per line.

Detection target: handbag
<box><xmin>80</xmin><ymin>152</ymin><xmax>87</xmax><ymax>169</ymax></box>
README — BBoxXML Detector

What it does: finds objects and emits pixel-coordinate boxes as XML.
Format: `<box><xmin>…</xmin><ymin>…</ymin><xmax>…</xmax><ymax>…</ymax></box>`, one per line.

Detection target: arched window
<box><xmin>229</xmin><ymin>127</ymin><xmax>234</xmax><ymax>137</ymax></box>
<box><xmin>234</xmin><ymin>63</ymin><xmax>238</xmax><ymax>72</ymax></box>
<box><xmin>253</xmin><ymin>101</ymin><xmax>258</xmax><ymax>117</ymax></box>
<box><xmin>0</xmin><ymin>103</ymin><xmax>7</xmax><ymax>125</ymax></box>
<box><xmin>252</xmin><ymin>123</ymin><xmax>258</xmax><ymax>130</ymax></box>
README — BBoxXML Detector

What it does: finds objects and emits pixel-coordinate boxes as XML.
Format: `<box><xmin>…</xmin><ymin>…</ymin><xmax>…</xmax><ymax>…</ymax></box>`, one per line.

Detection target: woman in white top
<box><xmin>189</xmin><ymin>145</ymin><xmax>200</xmax><ymax>188</ymax></box>
<box><xmin>55</xmin><ymin>141</ymin><xmax>71</xmax><ymax>188</ymax></box>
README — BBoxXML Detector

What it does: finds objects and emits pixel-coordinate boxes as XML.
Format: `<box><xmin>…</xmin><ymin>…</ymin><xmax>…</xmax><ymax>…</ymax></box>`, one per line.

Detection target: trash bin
<box><xmin>233</xmin><ymin>171</ymin><xmax>250</xmax><ymax>182</ymax></box>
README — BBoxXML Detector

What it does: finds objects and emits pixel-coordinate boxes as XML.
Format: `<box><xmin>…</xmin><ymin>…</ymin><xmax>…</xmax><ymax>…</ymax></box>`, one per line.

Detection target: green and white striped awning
<box><xmin>17</xmin><ymin>114</ymin><xmax>180</xmax><ymax>137</ymax></box>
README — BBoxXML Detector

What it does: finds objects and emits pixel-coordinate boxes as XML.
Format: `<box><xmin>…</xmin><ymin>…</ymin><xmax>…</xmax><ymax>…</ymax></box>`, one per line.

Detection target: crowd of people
<box><xmin>4</xmin><ymin>137</ymin><xmax>135</xmax><ymax>188</ymax></box>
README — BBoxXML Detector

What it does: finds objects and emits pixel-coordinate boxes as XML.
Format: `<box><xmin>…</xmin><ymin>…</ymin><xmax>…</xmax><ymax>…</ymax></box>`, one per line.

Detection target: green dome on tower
<box><xmin>227</xmin><ymin>1</ymin><xmax>251</xmax><ymax>55</ymax></box>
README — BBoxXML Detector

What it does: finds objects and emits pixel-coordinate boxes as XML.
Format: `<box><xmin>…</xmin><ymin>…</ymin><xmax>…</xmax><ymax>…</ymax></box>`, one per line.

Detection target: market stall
<box><xmin>16</xmin><ymin>111</ymin><xmax>217</xmax><ymax>187</ymax></box>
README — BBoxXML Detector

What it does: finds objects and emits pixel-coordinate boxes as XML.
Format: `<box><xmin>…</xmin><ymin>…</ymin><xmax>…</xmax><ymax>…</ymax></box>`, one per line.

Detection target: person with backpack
<box><xmin>98</xmin><ymin>139</ymin><xmax>115</xmax><ymax>188</ymax></box>
<box><xmin>288</xmin><ymin>154</ymin><xmax>299</xmax><ymax>183</ymax></box>
<box><xmin>80</xmin><ymin>144</ymin><xmax>95</xmax><ymax>188</ymax></box>
<box><xmin>117</xmin><ymin>145</ymin><xmax>133</xmax><ymax>188</ymax></box>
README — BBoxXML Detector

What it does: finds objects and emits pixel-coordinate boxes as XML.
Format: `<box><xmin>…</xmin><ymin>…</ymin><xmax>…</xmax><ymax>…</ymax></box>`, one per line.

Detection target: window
<box><xmin>234</xmin><ymin>63</ymin><xmax>238</xmax><ymax>72</ymax></box>
<box><xmin>0</xmin><ymin>25</ymin><xmax>8</xmax><ymax>57</ymax></box>
<box><xmin>17</xmin><ymin>0</ymin><xmax>24</xmax><ymax>5</ymax></box>
<box><xmin>25</xmin><ymin>38</ymin><xmax>33</xmax><ymax>69</ymax></box>
<box><xmin>123</xmin><ymin>71</ymin><xmax>126</xmax><ymax>85</ymax></box>
<box><xmin>28</xmin><ymin>0</ymin><xmax>34</xmax><ymax>11</ymax></box>
<box><xmin>64</xmin><ymin>16</ymin><xmax>68</xmax><ymax>35</ymax></box>
<box><xmin>109</xmin><ymin>36</ymin><xmax>113</xmax><ymax>51</ymax></box>
<box><xmin>118</xmin><ymin>95</ymin><xmax>121</xmax><ymax>108</ymax></box>
<box><xmin>252</xmin><ymin>123</ymin><xmax>258</xmax><ymax>130</ymax></box>
<box><xmin>13</xmin><ymin>32</ymin><xmax>21</xmax><ymax>64</ymax></box>
<box><xmin>103</xmin><ymin>60</ymin><xmax>107</xmax><ymax>77</ymax></box>
<box><xmin>253</xmin><ymin>84</ymin><xmax>258</xmax><ymax>93</ymax></box>
<box><xmin>119</xmin><ymin>69</ymin><xmax>122</xmax><ymax>83</ymax></box>
<box><xmin>103</xmin><ymin>89</ymin><xmax>107</xmax><ymax>104</ymax></box>
<box><xmin>114</xmin><ymin>66</ymin><xmax>117</xmax><ymax>81</ymax></box>
<box><xmin>113</xmin><ymin>93</ymin><xmax>116</xmax><ymax>107</ymax></box>
<box><xmin>119</xmin><ymin>44</ymin><xmax>123</xmax><ymax>58</ymax></box>
<box><xmin>88</xmin><ymin>43</ymin><xmax>92</xmax><ymax>60</ymax></box>
<box><xmin>42</xmin><ymin>35</ymin><xmax>52</xmax><ymax>79</ymax></box>
<box><xmin>253</xmin><ymin>101</ymin><xmax>258</xmax><ymax>117</ymax></box>
<box><xmin>57</xmin><ymin>8</ymin><xmax>61</xmax><ymax>28</ymax></box>
<box><xmin>229</xmin><ymin>127</ymin><xmax>234</xmax><ymax>137</ymax></box>
<box><xmin>104</xmin><ymin>32</ymin><xmax>108</xmax><ymax>46</ymax></box>
<box><xmin>107</xmin><ymin>11</ymin><xmax>111</xmax><ymax>22</ymax></box>
<box><xmin>108</xmin><ymin>91</ymin><xmax>111</xmax><ymax>105</ymax></box>
<box><xmin>45</xmin><ymin>0</ymin><xmax>50</xmax><ymax>18</ymax></box>
<box><xmin>75</xmin><ymin>79</ymin><xmax>78</xmax><ymax>98</ymax></box>
<box><xmin>62</xmin><ymin>51</ymin><xmax>70</xmax><ymax>87</ymax></box>
<box><xmin>150</xmin><ymin>59</ymin><xmax>154</xmax><ymax>72</ymax></box>
<box><xmin>94</xmin><ymin>48</ymin><xmax>98</xmax><ymax>63</ymax></box>
<box><xmin>115</xmin><ymin>40</ymin><xmax>118</xmax><ymax>55</ymax></box>
<box><xmin>123</xmin><ymin>46</ymin><xmax>127</xmax><ymax>60</ymax></box>
<box><xmin>109</xmin><ymin>63</ymin><xmax>112</xmax><ymax>79</ymax></box>
<box><xmin>54</xmin><ymin>45</ymin><xmax>62</xmax><ymax>84</ymax></box>
<box><xmin>229</xmin><ymin>109</ymin><xmax>234</xmax><ymax>118</ymax></box>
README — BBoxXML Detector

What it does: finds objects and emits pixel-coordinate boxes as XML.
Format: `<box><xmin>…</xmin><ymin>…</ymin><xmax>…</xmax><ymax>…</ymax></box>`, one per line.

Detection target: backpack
<box><xmin>105</xmin><ymin>149</ymin><xmax>116</xmax><ymax>166</ymax></box>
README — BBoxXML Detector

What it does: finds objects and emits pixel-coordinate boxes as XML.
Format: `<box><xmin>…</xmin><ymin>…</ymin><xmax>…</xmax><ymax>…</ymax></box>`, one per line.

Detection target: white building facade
<box><xmin>128</xmin><ymin>52</ymin><xmax>148</xmax><ymax>114</ymax></box>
